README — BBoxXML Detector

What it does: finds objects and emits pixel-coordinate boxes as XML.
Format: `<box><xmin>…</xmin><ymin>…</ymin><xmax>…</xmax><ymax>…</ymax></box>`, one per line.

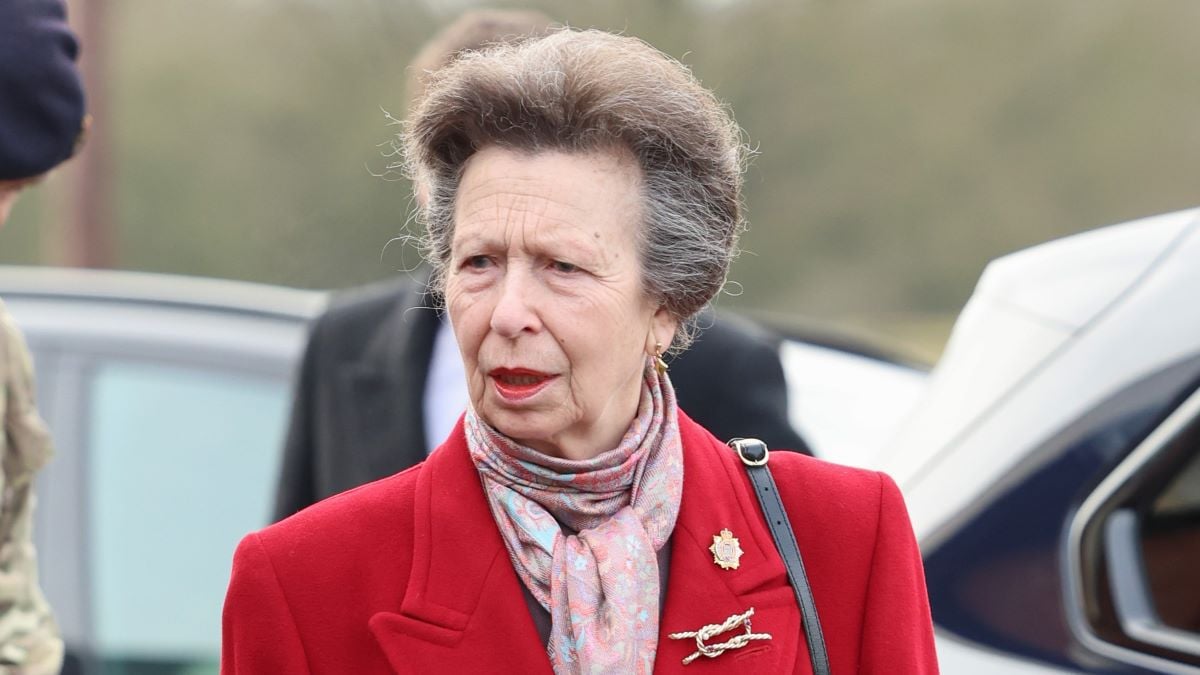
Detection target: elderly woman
<box><xmin>222</xmin><ymin>29</ymin><xmax>937</xmax><ymax>674</ymax></box>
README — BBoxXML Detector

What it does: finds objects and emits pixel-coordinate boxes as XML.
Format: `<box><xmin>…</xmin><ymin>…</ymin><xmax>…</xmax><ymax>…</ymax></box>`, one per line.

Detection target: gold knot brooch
<box><xmin>668</xmin><ymin>607</ymin><xmax>772</xmax><ymax>665</ymax></box>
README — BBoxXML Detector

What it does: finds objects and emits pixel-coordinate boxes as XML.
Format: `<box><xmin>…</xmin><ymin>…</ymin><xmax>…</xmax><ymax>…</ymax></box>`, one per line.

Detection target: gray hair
<box><xmin>403</xmin><ymin>28</ymin><xmax>748</xmax><ymax>348</ymax></box>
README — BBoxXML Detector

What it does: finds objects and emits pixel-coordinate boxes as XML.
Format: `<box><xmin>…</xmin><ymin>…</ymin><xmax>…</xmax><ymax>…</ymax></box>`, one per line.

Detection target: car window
<box><xmin>1073</xmin><ymin>381</ymin><xmax>1200</xmax><ymax>670</ymax></box>
<box><xmin>1151</xmin><ymin>451</ymin><xmax>1200</xmax><ymax>515</ymax></box>
<box><xmin>1141</xmin><ymin>438</ymin><xmax>1200</xmax><ymax>635</ymax></box>
<box><xmin>86</xmin><ymin>359</ymin><xmax>288</xmax><ymax>672</ymax></box>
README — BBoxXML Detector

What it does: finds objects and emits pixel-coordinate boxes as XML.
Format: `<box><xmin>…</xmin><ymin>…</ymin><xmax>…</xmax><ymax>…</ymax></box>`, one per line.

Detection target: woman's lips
<box><xmin>489</xmin><ymin>368</ymin><xmax>557</xmax><ymax>402</ymax></box>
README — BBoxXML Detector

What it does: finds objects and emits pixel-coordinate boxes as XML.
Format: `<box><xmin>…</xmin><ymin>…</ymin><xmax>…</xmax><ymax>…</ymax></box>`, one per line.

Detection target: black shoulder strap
<box><xmin>730</xmin><ymin>438</ymin><xmax>831</xmax><ymax>675</ymax></box>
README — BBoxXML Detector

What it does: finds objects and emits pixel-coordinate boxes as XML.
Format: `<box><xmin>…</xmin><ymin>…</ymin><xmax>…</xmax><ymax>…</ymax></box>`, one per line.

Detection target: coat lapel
<box><xmin>655</xmin><ymin>412</ymin><xmax>805</xmax><ymax>674</ymax></box>
<box><xmin>368</xmin><ymin>423</ymin><xmax>553</xmax><ymax>674</ymax></box>
<box><xmin>335</xmin><ymin>281</ymin><xmax>441</xmax><ymax>483</ymax></box>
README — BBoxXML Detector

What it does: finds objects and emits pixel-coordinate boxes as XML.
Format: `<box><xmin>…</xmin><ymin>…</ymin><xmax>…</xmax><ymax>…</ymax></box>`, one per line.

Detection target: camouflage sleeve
<box><xmin>0</xmin><ymin>302</ymin><xmax>63</xmax><ymax>675</ymax></box>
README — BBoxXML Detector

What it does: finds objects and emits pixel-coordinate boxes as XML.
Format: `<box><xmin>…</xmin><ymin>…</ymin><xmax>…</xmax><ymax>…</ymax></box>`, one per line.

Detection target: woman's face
<box><xmin>446</xmin><ymin>146</ymin><xmax>676</xmax><ymax>460</ymax></box>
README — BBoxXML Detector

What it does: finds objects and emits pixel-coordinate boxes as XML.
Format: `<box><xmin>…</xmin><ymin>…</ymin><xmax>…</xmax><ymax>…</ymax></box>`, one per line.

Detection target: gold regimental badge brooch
<box><xmin>709</xmin><ymin>528</ymin><xmax>744</xmax><ymax>570</ymax></box>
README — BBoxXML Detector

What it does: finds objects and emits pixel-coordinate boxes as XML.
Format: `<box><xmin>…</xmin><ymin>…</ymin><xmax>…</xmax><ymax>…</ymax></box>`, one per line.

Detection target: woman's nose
<box><xmin>489</xmin><ymin>271</ymin><xmax>542</xmax><ymax>338</ymax></box>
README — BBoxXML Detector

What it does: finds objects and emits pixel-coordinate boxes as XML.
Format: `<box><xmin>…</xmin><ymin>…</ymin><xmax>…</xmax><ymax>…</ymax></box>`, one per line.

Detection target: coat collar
<box><xmin>368</xmin><ymin>417</ymin><xmax>553</xmax><ymax>674</ymax></box>
<box><xmin>335</xmin><ymin>278</ymin><xmax>442</xmax><ymax>478</ymax></box>
<box><xmin>369</xmin><ymin>412</ymin><xmax>803</xmax><ymax>674</ymax></box>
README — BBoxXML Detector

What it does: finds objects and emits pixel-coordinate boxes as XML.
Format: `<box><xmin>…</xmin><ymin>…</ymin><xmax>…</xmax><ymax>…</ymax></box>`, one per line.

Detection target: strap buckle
<box><xmin>729</xmin><ymin>438</ymin><xmax>769</xmax><ymax>467</ymax></box>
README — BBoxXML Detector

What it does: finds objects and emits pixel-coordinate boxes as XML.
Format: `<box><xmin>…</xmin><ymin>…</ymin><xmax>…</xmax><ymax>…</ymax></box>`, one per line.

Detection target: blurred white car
<box><xmin>777</xmin><ymin>328</ymin><xmax>928</xmax><ymax>466</ymax></box>
<box><xmin>879</xmin><ymin>207</ymin><xmax>1200</xmax><ymax>673</ymax></box>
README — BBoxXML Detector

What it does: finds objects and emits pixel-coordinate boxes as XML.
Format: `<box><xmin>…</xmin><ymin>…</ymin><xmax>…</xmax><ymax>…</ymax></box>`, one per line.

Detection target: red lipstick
<box><xmin>489</xmin><ymin>367</ymin><xmax>556</xmax><ymax>401</ymax></box>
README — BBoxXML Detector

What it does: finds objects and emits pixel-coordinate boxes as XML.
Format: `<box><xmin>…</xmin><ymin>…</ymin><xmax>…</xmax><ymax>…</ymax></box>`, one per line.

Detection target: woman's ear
<box><xmin>648</xmin><ymin>306</ymin><xmax>678</xmax><ymax>354</ymax></box>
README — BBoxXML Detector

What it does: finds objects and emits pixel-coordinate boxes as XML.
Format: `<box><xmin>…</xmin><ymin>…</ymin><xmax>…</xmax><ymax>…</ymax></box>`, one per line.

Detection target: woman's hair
<box><xmin>404</xmin><ymin>28</ymin><xmax>747</xmax><ymax>347</ymax></box>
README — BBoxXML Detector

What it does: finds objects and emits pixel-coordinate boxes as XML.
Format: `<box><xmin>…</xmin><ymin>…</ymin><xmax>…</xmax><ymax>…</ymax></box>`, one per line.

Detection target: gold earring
<box><xmin>655</xmin><ymin>342</ymin><xmax>669</xmax><ymax>374</ymax></box>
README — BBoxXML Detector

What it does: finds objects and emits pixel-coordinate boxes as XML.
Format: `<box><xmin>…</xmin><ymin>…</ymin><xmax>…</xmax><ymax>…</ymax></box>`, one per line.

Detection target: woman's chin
<box><xmin>480</xmin><ymin>404</ymin><xmax>546</xmax><ymax>439</ymax></box>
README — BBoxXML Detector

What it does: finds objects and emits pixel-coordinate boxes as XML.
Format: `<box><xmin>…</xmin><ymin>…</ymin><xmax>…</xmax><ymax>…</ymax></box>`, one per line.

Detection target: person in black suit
<box><xmin>272</xmin><ymin>12</ymin><xmax>810</xmax><ymax>522</ymax></box>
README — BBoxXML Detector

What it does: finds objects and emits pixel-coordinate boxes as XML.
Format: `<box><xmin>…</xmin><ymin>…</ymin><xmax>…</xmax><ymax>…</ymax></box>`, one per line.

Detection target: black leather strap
<box><xmin>730</xmin><ymin>438</ymin><xmax>831</xmax><ymax>675</ymax></box>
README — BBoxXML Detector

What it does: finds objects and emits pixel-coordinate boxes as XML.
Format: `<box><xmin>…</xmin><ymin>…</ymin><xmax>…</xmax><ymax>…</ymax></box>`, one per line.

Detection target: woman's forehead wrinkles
<box><xmin>460</xmin><ymin>173</ymin><xmax>589</xmax><ymax>217</ymax></box>
<box><xmin>454</xmin><ymin>212</ymin><xmax>595</xmax><ymax>255</ymax></box>
<box><xmin>456</xmin><ymin>185</ymin><xmax>594</xmax><ymax>241</ymax></box>
<box><xmin>450</xmin><ymin>148</ymin><xmax>642</xmax><ymax>263</ymax></box>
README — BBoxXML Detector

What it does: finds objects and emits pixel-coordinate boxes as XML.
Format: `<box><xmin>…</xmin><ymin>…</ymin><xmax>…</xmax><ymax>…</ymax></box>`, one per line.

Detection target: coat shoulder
<box><xmin>766</xmin><ymin>450</ymin><xmax>896</xmax><ymax>543</ymax></box>
<box><xmin>770</xmin><ymin>452</ymin><xmax>887</xmax><ymax>506</ymax></box>
<box><xmin>683</xmin><ymin>416</ymin><xmax>889</xmax><ymax>541</ymax></box>
<box><xmin>254</xmin><ymin>464</ymin><xmax>422</xmax><ymax>565</ymax></box>
<box><xmin>225</xmin><ymin>461</ymin><xmax>428</xmax><ymax>672</ymax></box>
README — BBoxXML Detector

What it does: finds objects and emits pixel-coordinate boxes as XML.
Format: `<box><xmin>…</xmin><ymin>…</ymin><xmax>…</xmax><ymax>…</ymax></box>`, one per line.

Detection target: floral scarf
<box><xmin>465</xmin><ymin>358</ymin><xmax>684</xmax><ymax>674</ymax></box>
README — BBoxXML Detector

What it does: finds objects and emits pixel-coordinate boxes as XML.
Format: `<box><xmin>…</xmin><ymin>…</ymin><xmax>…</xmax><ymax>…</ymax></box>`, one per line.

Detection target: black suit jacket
<box><xmin>274</xmin><ymin>277</ymin><xmax>810</xmax><ymax>521</ymax></box>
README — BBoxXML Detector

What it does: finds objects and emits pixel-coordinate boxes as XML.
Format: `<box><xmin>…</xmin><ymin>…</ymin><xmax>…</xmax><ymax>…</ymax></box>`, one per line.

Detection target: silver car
<box><xmin>2</xmin><ymin>267</ymin><xmax>323</xmax><ymax>674</ymax></box>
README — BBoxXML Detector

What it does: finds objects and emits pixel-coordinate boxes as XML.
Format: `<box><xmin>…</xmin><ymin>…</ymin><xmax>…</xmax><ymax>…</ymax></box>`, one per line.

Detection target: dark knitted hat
<box><xmin>0</xmin><ymin>0</ymin><xmax>87</xmax><ymax>181</ymax></box>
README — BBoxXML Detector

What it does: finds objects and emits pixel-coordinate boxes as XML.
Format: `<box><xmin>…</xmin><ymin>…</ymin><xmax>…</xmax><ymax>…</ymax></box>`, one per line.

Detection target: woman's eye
<box><xmin>463</xmin><ymin>255</ymin><xmax>492</xmax><ymax>270</ymax></box>
<box><xmin>550</xmin><ymin>260</ymin><xmax>579</xmax><ymax>274</ymax></box>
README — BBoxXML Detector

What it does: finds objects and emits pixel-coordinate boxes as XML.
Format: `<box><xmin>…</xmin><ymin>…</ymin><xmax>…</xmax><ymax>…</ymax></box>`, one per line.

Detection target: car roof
<box><xmin>0</xmin><ymin>266</ymin><xmax>329</xmax><ymax>373</ymax></box>
<box><xmin>881</xmin><ymin>207</ymin><xmax>1200</xmax><ymax>542</ymax></box>
<box><xmin>0</xmin><ymin>265</ymin><xmax>328</xmax><ymax>321</ymax></box>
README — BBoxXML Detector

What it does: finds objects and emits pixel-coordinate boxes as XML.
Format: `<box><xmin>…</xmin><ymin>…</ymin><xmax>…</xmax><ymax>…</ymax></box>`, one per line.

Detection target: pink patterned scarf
<box><xmin>465</xmin><ymin>358</ymin><xmax>684</xmax><ymax>674</ymax></box>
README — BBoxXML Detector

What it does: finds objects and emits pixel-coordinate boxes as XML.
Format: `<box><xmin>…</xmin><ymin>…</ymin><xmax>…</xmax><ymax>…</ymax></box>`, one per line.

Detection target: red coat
<box><xmin>222</xmin><ymin>412</ymin><xmax>938</xmax><ymax>673</ymax></box>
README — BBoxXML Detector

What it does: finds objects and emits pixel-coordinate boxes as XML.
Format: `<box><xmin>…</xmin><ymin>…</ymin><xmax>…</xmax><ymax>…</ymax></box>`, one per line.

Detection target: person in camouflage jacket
<box><xmin>0</xmin><ymin>306</ymin><xmax>61</xmax><ymax>673</ymax></box>
<box><xmin>0</xmin><ymin>0</ymin><xmax>89</xmax><ymax>670</ymax></box>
